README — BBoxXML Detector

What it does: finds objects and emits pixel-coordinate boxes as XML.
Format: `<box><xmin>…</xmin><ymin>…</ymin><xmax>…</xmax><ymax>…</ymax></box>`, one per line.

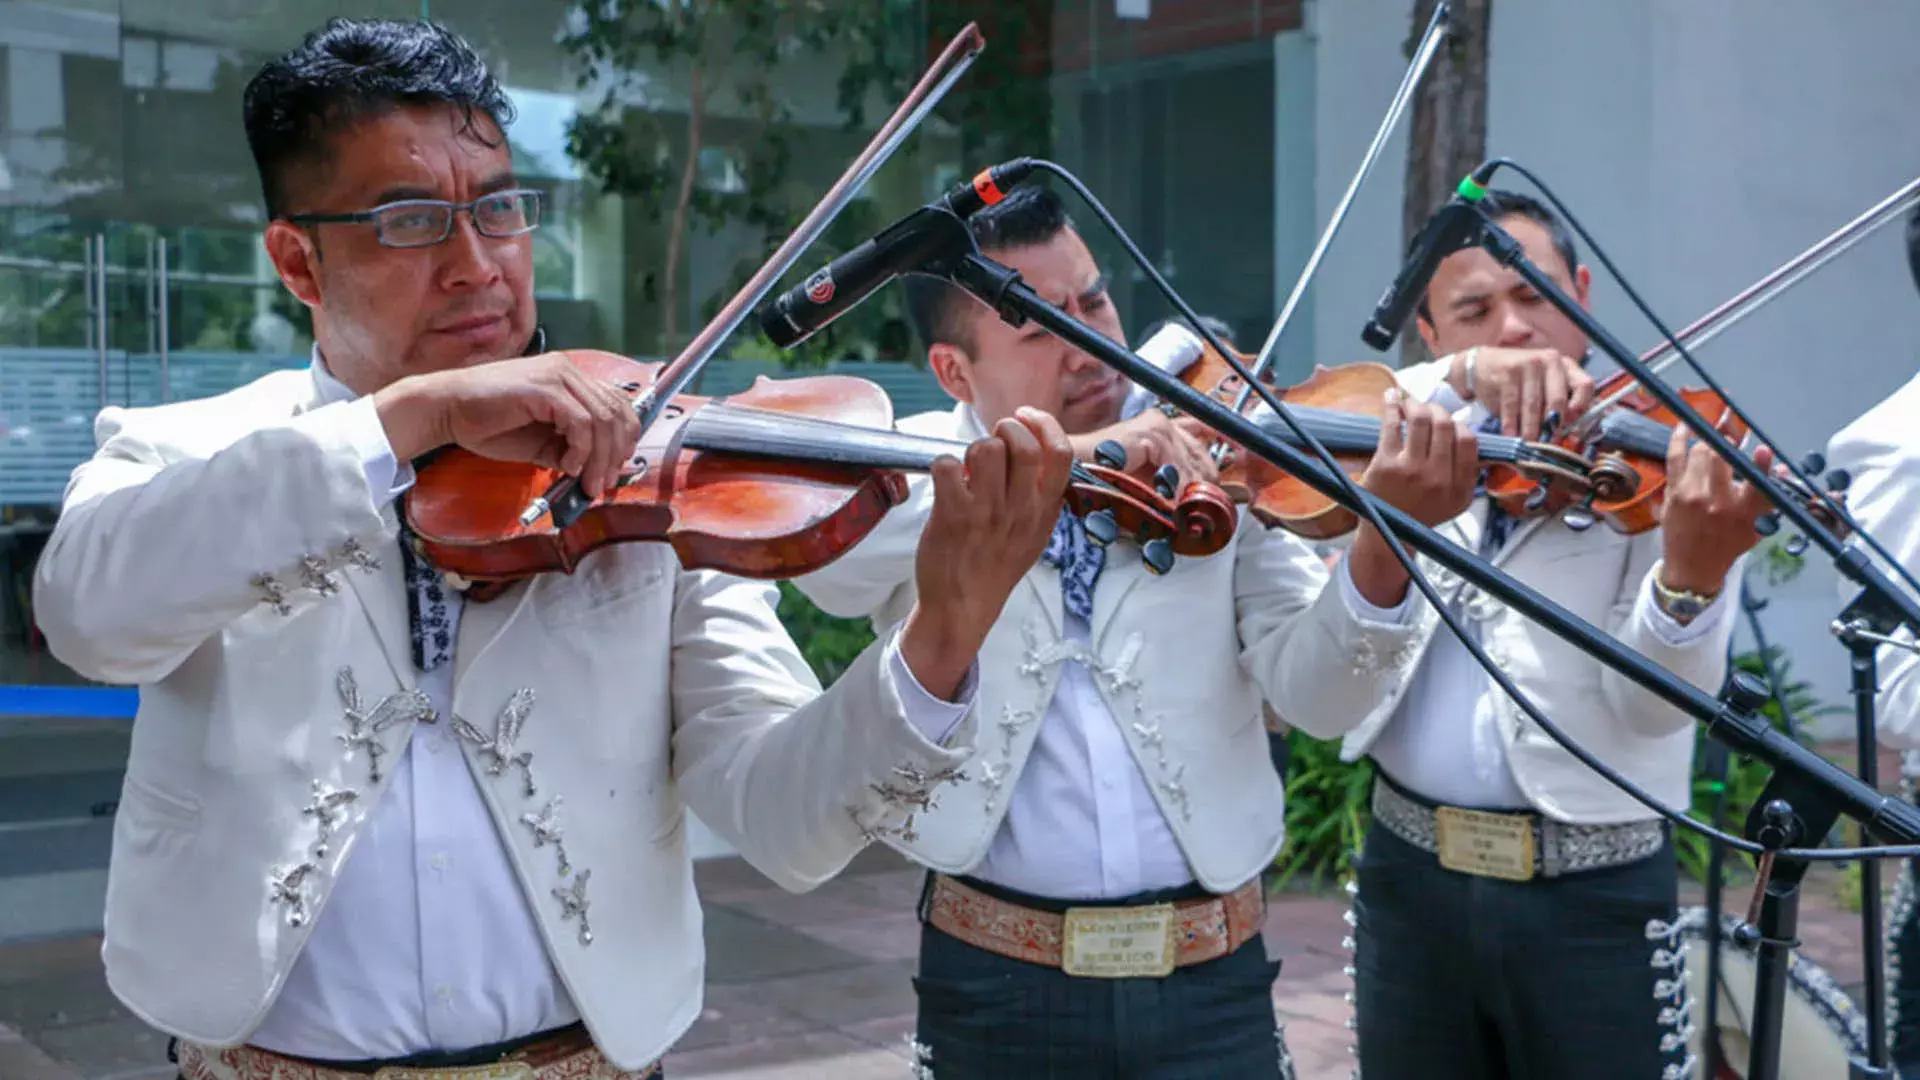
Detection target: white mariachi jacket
<box><xmin>1826</xmin><ymin>368</ymin><xmax>1920</xmax><ymax>747</ymax></box>
<box><xmin>31</xmin><ymin>368</ymin><xmax>977</xmax><ymax>1070</ymax></box>
<box><xmin>1302</xmin><ymin>358</ymin><xmax>1740</xmax><ymax>825</ymax></box>
<box><xmin>792</xmin><ymin>403</ymin><xmax>1421</xmax><ymax>894</ymax></box>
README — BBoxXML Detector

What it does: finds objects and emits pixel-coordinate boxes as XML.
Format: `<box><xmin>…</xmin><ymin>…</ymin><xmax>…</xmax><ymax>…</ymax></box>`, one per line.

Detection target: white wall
<box><xmin>1304</xmin><ymin>0</ymin><xmax>1920</xmax><ymax>732</ymax></box>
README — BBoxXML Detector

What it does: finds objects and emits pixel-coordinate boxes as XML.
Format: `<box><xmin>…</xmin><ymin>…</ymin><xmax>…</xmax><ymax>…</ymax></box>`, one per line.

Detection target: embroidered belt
<box><xmin>174</xmin><ymin>1026</ymin><xmax>659</xmax><ymax>1080</ymax></box>
<box><xmin>925</xmin><ymin>874</ymin><xmax>1265</xmax><ymax>978</ymax></box>
<box><xmin>1371</xmin><ymin>777</ymin><xmax>1666</xmax><ymax>881</ymax></box>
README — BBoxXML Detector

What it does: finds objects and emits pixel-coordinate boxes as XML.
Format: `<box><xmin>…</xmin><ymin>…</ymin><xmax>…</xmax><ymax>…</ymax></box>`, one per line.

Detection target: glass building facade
<box><xmin>0</xmin><ymin>0</ymin><xmax>1300</xmax><ymax>940</ymax></box>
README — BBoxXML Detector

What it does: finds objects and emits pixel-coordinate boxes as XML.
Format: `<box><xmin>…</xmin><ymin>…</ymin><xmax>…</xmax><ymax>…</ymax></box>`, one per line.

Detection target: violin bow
<box><xmin>524</xmin><ymin>22</ymin><xmax>986</xmax><ymax>528</ymax></box>
<box><xmin>1566</xmin><ymin>170</ymin><xmax>1920</xmax><ymax>435</ymax></box>
<box><xmin>1227</xmin><ymin>1</ymin><xmax>1452</xmax><ymax>414</ymax></box>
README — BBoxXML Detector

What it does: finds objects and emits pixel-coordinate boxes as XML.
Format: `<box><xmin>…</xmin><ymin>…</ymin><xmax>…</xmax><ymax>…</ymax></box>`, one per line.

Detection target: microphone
<box><xmin>1360</xmin><ymin>164</ymin><xmax>1498</xmax><ymax>351</ymax></box>
<box><xmin>759</xmin><ymin>158</ymin><xmax>1038</xmax><ymax>348</ymax></box>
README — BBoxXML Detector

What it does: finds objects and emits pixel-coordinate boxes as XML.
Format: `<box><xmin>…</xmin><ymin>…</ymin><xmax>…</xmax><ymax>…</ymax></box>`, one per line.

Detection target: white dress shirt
<box><xmin>1351</xmin><ymin>387</ymin><xmax>1730</xmax><ymax>809</ymax></box>
<box><xmin>971</xmin><ymin>564</ymin><xmax>1399</xmax><ymax>902</ymax></box>
<box><xmin>250</xmin><ymin>351</ymin><xmax>968</xmax><ymax>1060</ymax></box>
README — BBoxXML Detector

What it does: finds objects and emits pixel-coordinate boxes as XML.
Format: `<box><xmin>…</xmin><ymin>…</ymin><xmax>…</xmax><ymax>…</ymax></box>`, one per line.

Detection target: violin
<box><xmin>405</xmin><ymin>352</ymin><xmax>1238</xmax><ymax>586</ymax></box>
<box><xmin>1481</xmin><ymin>367</ymin><xmax>1852</xmax><ymax>537</ymax></box>
<box><xmin>1169</xmin><ymin>337</ymin><xmax>1588</xmax><ymax>540</ymax></box>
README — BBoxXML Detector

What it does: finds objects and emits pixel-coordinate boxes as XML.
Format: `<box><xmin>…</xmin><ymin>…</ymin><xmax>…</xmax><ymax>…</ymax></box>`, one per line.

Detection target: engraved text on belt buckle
<box><xmin>1060</xmin><ymin>902</ymin><xmax>1178</xmax><ymax>978</ymax></box>
<box><xmin>1434</xmin><ymin>806</ymin><xmax>1536</xmax><ymax>881</ymax></box>
<box><xmin>372</xmin><ymin>1063</ymin><xmax>536</xmax><ymax>1080</ymax></box>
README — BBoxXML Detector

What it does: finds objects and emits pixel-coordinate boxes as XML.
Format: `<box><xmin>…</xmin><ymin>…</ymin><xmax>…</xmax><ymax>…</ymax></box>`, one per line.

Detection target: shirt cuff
<box><xmin>887</xmin><ymin>635</ymin><xmax>975</xmax><ymax>745</ymax></box>
<box><xmin>1338</xmin><ymin>557</ymin><xmax>1415</xmax><ymax>627</ymax></box>
<box><xmin>340</xmin><ymin>396</ymin><xmax>415</xmax><ymax>500</ymax></box>
<box><xmin>1637</xmin><ymin>568</ymin><xmax>1731</xmax><ymax>647</ymax></box>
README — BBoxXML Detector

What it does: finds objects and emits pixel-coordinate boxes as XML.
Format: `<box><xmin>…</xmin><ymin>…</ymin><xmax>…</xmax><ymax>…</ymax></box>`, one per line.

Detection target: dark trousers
<box><xmin>911</xmin><ymin>876</ymin><xmax>1295</xmax><ymax>1079</ymax></box>
<box><xmin>1892</xmin><ymin>858</ymin><xmax>1920</xmax><ymax>1078</ymax></box>
<box><xmin>1352</xmin><ymin>821</ymin><xmax>1687</xmax><ymax>1079</ymax></box>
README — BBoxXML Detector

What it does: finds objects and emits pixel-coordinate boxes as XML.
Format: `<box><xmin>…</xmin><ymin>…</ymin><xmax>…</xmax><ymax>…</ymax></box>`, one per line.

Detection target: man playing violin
<box><xmin>1292</xmin><ymin>188</ymin><xmax>1780</xmax><ymax>1079</ymax></box>
<box><xmin>1825</xmin><ymin>202</ymin><xmax>1920</xmax><ymax>1080</ymax></box>
<box><xmin>30</xmin><ymin>19</ymin><xmax>1074</xmax><ymax>1080</ymax></box>
<box><xmin>793</xmin><ymin>183</ymin><xmax>1482</xmax><ymax>1078</ymax></box>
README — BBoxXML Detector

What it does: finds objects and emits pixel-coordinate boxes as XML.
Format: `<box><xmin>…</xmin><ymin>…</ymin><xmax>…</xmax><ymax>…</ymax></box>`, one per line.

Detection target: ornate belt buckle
<box><xmin>372</xmin><ymin>1064</ymin><xmax>536</xmax><ymax>1080</ymax></box>
<box><xmin>1434</xmin><ymin>806</ymin><xmax>1536</xmax><ymax>881</ymax></box>
<box><xmin>1061</xmin><ymin>902</ymin><xmax>1178</xmax><ymax>978</ymax></box>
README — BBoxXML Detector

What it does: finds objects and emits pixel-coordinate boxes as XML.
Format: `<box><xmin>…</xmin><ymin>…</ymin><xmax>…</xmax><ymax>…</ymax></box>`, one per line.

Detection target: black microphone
<box><xmin>759</xmin><ymin>159</ymin><xmax>1037</xmax><ymax>348</ymax></box>
<box><xmin>1360</xmin><ymin>164</ymin><xmax>1498</xmax><ymax>351</ymax></box>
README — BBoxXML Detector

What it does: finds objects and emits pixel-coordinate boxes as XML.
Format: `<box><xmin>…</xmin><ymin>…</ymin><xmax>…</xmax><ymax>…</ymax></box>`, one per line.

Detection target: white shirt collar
<box><xmin>310</xmin><ymin>345</ymin><xmax>358</xmax><ymax>406</ymax></box>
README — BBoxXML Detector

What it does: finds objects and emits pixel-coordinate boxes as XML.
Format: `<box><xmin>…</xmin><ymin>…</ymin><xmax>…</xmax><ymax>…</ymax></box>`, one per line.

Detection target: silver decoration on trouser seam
<box><xmin>1370</xmin><ymin>781</ymin><xmax>1666</xmax><ymax>877</ymax></box>
<box><xmin>453</xmin><ymin>688</ymin><xmax>538</xmax><ymax>797</ymax></box>
<box><xmin>300</xmin><ymin>779</ymin><xmax>358</xmax><ymax>859</ymax></box>
<box><xmin>1344</xmin><ymin>877</ymin><xmax>1361</xmax><ymax>1078</ymax></box>
<box><xmin>553</xmin><ymin>868</ymin><xmax>593</xmax><ymax>946</ymax></box>
<box><xmin>1276</xmin><ymin>1021</ymin><xmax>1298</xmax><ymax>1080</ymax></box>
<box><xmin>906</xmin><ymin>1034</ymin><xmax>934</xmax><ymax>1080</ymax></box>
<box><xmin>521</xmin><ymin>796</ymin><xmax>572</xmax><ymax>878</ymax></box>
<box><xmin>270</xmin><ymin>862</ymin><xmax>317</xmax><ymax>928</ymax></box>
<box><xmin>336</xmin><ymin>667</ymin><xmax>435</xmax><ymax>785</ymax></box>
<box><xmin>1644</xmin><ymin>916</ymin><xmax>1698</xmax><ymax>1080</ymax></box>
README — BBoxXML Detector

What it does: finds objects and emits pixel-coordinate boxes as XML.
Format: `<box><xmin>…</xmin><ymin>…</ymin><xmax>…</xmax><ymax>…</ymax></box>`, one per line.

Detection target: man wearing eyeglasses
<box><xmin>31</xmin><ymin>17</ymin><xmax>1074</xmax><ymax>1080</ymax></box>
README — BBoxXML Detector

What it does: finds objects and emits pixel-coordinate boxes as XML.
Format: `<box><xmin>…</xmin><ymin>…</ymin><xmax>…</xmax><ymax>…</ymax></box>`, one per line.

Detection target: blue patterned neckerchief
<box><xmin>1040</xmin><ymin>507</ymin><xmax>1105</xmax><ymax>621</ymax></box>
<box><xmin>1474</xmin><ymin>412</ymin><xmax>1517</xmax><ymax>557</ymax></box>
<box><xmin>395</xmin><ymin>508</ymin><xmax>455</xmax><ymax>672</ymax></box>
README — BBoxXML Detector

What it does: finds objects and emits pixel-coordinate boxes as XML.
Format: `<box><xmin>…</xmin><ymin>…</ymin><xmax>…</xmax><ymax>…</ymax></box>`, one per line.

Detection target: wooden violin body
<box><xmin>1172</xmin><ymin>341</ymin><xmax>1588</xmax><ymax>540</ymax></box>
<box><xmin>406</xmin><ymin>352</ymin><xmax>1238</xmax><ymax>586</ymax></box>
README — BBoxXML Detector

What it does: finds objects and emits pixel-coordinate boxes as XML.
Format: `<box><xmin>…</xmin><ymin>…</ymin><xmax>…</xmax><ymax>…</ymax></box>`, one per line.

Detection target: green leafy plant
<box><xmin>775</xmin><ymin>581</ymin><xmax>876</xmax><ymax>686</ymax></box>
<box><xmin>1273</xmin><ymin>730</ymin><xmax>1373</xmax><ymax>891</ymax></box>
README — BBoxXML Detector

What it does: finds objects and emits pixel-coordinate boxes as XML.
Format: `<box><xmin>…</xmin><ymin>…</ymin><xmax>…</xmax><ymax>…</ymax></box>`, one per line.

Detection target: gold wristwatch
<box><xmin>1651</xmin><ymin>564</ymin><xmax>1720</xmax><ymax>625</ymax></box>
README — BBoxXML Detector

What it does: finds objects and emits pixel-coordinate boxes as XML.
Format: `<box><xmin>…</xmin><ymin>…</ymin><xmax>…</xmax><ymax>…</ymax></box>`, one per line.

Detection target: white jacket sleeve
<box><xmin>666</xmin><ymin>570</ymin><xmax>977</xmax><ymax>892</ymax></box>
<box><xmin>33</xmin><ymin>397</ymin><xmax>395</xmax><ymax>685</ymax></box>
<box><xmin>1828</xmin><ymin>392</ymin><xmax>1920</xmax><ymax>748</ymax></box>
<box><xmin>1233</xmin><ymin>516</ymin><xmax>1422</xmax><ymax>739</ymax></box>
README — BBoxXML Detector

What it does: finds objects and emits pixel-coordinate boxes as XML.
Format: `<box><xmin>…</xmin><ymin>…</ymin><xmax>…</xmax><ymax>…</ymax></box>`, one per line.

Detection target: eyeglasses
<box><xmin>285</xmin><ymin>188</ymin><xmax>545</xmax><ymax>248</ymax></box>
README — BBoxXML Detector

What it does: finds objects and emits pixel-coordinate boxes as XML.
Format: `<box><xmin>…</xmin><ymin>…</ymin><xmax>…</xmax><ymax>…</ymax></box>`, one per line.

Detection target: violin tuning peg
<box><xmin>1142</xmin><ymin>537</ymin><xmax>1174</xmax><ymax>576</ymax></box>
<box><xmin>1095</xmin><ymin>440</ymin><xmax>1128</xmax><ymax>470</ymax></box>
<box><xmin>1799</xmin><ymin>451</ymin><xmax>1826</xmax><ymax>476</ymax></box>
<box><xmin>1785</xmin><ymin>533</ymin><xmax>1810</xmax><ymax>557</ymax></box>
<box><xmin>1523</xmin><ymin>484</ymin><xmax>1550</xmax><ymax>513</ymax></box>
<box><xmin>1541</xmin><ymin>411</ymin><xmax>1561</xmax><ymax>440</ymax></box>
<box><xmin>1826</xmin><ymin>468</ymin><xmax>1851</xmax><ymax>493</ymax></box>
<box><xmin>1084</xmin><ymin>509</ymin><xmax>1119</xmax><ymax>547</ymax></box>
<box><xmin>1753</xmin><ymin>512</ymin><xmax>1781</xmax><ymax>537</ymax></box>
<box><xmin>1153</xmin><ymin>464</ymin><xmax>1180</xmax><ymax>500</ymax></box>
<box><xmin>1560</xmin><ymin>505</ymin><xmax>1596</xmax><ymax>532</ymax></box>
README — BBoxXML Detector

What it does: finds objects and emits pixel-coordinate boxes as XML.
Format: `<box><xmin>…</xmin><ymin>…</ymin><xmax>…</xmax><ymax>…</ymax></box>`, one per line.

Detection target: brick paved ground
<box><xmin>0</xmin><ymin>845</ymin><xmax>1880</xmax><ymax>1080</ymax></box>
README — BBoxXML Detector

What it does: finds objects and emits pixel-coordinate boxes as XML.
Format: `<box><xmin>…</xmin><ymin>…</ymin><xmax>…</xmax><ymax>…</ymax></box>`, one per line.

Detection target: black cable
<box><xmin>1030</xmin><ymin>158</ymin><xmax>1920</xmax><ymax>863</ymax></box>
<box><xmin>1481</xmin><ymin>156</ymin><xmax>1920</xmax><ymax>608</ymax></box>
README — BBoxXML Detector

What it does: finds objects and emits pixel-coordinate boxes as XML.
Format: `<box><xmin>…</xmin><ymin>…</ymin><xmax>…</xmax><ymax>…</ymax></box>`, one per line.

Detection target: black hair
<box><xmin>1907</xmin><ymin>202</ymin><xmax>1920</xmax><ymax>297</ymax></box>
<box><xmin>243</xmin><ymin>18</ymin><xmax>514</xmax><ymax>220</ymax></box>
<box><xmin>1417</xmin><ymin>187</ymin><xmax>1581</xmax><ymax>322</ymax></box>
<box><xmin>902</xmin><ymin>183</ymin><xmax>1075</xmax><ymax>353</ymax></box>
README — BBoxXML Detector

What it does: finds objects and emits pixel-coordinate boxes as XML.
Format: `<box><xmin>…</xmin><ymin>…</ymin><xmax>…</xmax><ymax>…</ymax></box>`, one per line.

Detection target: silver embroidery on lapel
<box><xmin>979</xmin><ymin>761</ymin><xmax>1008</xmax><ymax>816</ymax></box>
<box><xmin>1157</xmin><ymin>763</ymin><xmax>1191</xmax><ymax>822</ymax></box>
<box><xmin>299</xmin><ymin>554</ymin><xmax>341</xmax><ymax>597</ymax></box>
<box><xmin>997</xmin><ymin>705</ymin><xmax>1035</xmax><ymax>755</ymax></box>
<box><xmin>337</xmin><ymin>537</ymin><xmax>381</xmax><ymax>573</ymax></box>
<box><xmin>453</xmin><ymin>688</ymin><xmax>538</xmax><ymax>798</ymax></box>
<box><xmin>337</xmin><ymin>667</ymin><xmax>436</xmax><ymax>784</ymax></box>
<box><xmin>553</xmin><ymin>868</ymin><xmax>593</xmax><ymax>945</ymax></box>
<box><xmin>521</xmin><ymin>796</ymin><xmax>572</xmax><ymax>877</ymax></box>
<box><xmin>1097</xmin><ymin>634</ymin><xmax>1144</xmax><ymax>695</ymax></box>
<box><xmin>270</xmin><ymin>862</ymin><xmax>317</xmax><ymax>927</ymax></box>
<box><xmin>301</xmin><ymin>779</ymin><xmax>359</xmax><ymax>859</ymax></box>
<box><xmin>252</xmin><ymin>573</ymin><xmax>292</xmax><ymax>616</ymax></box>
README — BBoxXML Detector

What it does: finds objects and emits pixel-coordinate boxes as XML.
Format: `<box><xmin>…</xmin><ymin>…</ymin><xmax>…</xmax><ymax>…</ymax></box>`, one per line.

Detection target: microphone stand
<box><xmin>1834</xmin><ymin>586</ymin><xmax>1920</xmax><ymax>1076</ymax></box>
<box><xmin>1456</xmin><ymin>207</ymin><xmax>1917</xmax><ymax>1080</ymax></box>
<box><xmin>888</xmin><ymin>212</ymin><xmax>1920</xmax><ymax>1080</ymax></box>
